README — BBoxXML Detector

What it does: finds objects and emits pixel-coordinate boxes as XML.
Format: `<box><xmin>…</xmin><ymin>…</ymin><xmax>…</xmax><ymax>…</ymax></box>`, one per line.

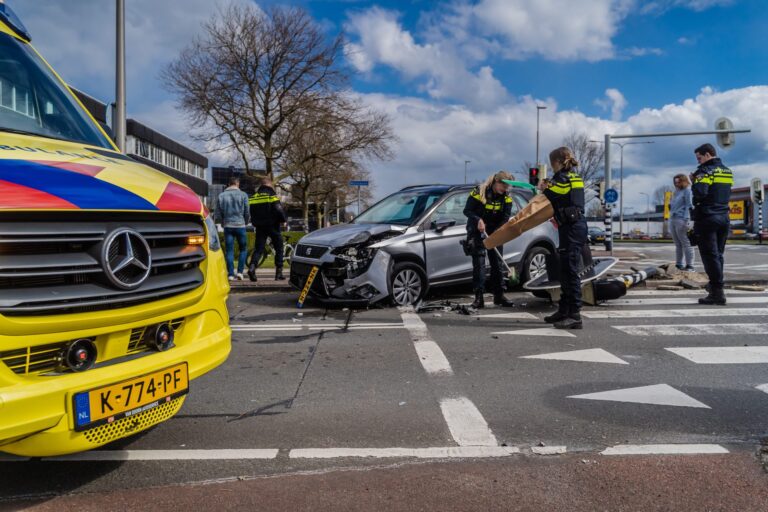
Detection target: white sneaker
<box><xmin>236</xmin><ymin>273</ymin><xmax>244</xmax><ymax>280</ymax></box>
<box><xmin>228</xmin><ymin>275</ymin><xmax>235</xmax><ymax>281</ymax></box>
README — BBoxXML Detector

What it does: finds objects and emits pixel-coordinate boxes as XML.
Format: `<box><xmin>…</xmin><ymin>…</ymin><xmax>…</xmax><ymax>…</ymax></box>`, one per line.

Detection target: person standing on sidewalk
<box><xmin>248</xmin><ymin>176</ymin><xmax>287</xmax><ymax>282</ymax></box>
<box><xmin>670</xmin><ymin>173</ymin><xmax>695</xmax><ymax>271</ymax></box>
<box><xmin>691</xmin><ymin>143</ymin><xmax>733</xmax><ymax>305</ymax></box>
<box><xmin>215</xmin><ymin>176</ymin><xmax>250</xmax><ymax>281</ymax></box>
<box><xmin>542</xmin><ymin>147</ymin><xmax>587</xmax><ymax>329</ymax></box>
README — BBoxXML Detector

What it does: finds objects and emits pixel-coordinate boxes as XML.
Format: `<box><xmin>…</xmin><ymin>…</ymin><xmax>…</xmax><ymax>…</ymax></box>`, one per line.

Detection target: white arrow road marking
<box><xmin>601</xmin><ymin>444</ymin><xmax>728</xmax><ymax>455</ymax></box>
<box><xmin>520</xmin><ymin>348</ymin><xmax>628</xmax><ymax>365</ymax></box>
<box><xmin>569</xmin><ymin>384</ymin><xmax>711</xmax><ymax>408</ymax></box>
<box><xmin>757</xmin><ymin>384</ymin><xmax>768</xmax><ymax>394</ymax></box>
<box><xmin>666</xmin><ymin>346</ymin><xmax>768</xmax><ymax>364</ymax></box>
<box><xmin>492</xmin><ymin>328</ymin><xmax>576</xmax><ymax>338</ymax></box>
<box><xmin>583</xmin><ymin>308</ymin><xmax>768</xmax><ymax>319</ymax></box>
<box><xmin>614</xmin><ymin>324</ymin><xmax>768</xmax><ymax>336</ymax></box>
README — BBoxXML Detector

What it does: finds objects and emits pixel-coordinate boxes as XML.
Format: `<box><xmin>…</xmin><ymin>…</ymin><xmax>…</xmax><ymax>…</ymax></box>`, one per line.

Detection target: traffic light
<box><xmin>752</xmin><ymin>178</ymin><xmax>764</xmax><ymax>204</ymax></box>
<box><xmin>715</xmin><ymin>117</ymin><xmax>735</xmax><ymax>148</ymax></box>
<box><xmin>528</xmin><ymin>167</ymin><xmax>539</xmax><ymax>186</ymax></box>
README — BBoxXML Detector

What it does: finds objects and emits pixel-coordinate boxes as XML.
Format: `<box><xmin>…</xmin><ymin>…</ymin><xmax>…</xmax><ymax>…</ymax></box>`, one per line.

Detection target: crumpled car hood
<box><xmin>299</xmin><ymin>223</ymin><xmax>406</xmax><ymax>248</ymax></box>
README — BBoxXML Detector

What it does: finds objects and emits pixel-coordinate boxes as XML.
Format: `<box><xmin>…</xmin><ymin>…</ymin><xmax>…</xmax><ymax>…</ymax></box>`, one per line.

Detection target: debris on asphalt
<box><xmin>681</xmin><ymin>278</ymin><xmax>704</xmax><ymax>289</ymax></box>
<box><xmin>734</xmin><ymin>285</ymin><xmax>766</xmax><ymax>292</ymax></box>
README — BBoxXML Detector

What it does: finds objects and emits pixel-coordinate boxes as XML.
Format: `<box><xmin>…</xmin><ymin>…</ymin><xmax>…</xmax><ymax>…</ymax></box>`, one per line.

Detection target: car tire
<box><xmin>522</xmin><ymin>245</ymin><xmax>550</xmax><ymax>283</ymax></box>
<box><xmin>389</xmin><ymin>262</ymin><xmax>427</xmax><ymax>306</ymax></box>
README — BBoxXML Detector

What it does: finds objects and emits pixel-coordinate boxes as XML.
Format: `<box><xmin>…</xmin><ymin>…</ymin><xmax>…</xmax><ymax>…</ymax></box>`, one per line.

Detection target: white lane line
<box><xmin>492</xmin><ymin>327</ymin><xmax>576</xmax><ymax>338</ymax></box>
<box><xmin>477</xmin><ymin>313</ymin><xmax>540</xmax><ymax>320</ymax></box>
<box><xmin>531</xmin><ymin>446</ymin><xmax>567</xmax><ymax>455</ymax></box>
<box><xmin>400</xmin><ymin>310</ymin><xmax>453</xmax><ymax>375</ymax></box>
<box><xmin>521</xmin><ymin>348</ymin><xmax>628</xmax><ymax>365</ymax></box>
<box><xmin>625</xmin><ymin>290</ymin><xmax>767</xmax><ymax>296</ymax></box>
<box><xmin>609</xmin><ymin>297</ymin><xmax>768</xmax><ymax>306</ymax></box>
<box><xmin>583</xmin><ymin>308</ymin><xmax>768</xmax><ymax>319</ymax></box>
<box><xmin>614</xmin><ymin>324</ymin><xmax>768</xmax><ymax>336</ymax></box>
<box><xmin>601</xmin><ymin>444</ymin><xmax>728</xmax><ymax>456</ymax></box>
<box><xmin>232</xmin><ymin>323</ymin><xmax>403</xmax><ymax>330</ymax></box>
<box><xmin>666</xmin><ymin>346</ymin><xmax>768</xmax><ymax>364</ymax></box>
<box><xmin>756</xmin><ymin>384</ymin><xmax>768</xmax><ymax>394</ymax></box>
<box><xmin>439</xmin><ymin>397</ymin><xmax>498</xmax><ymax>447</ymax></box>
<box><xmin>569</xmin><ymin>384</ymin><xmax>711</xmax><ymax>409</ymax></box>
<box><xmin>289</xmin><ymin>446</ymin><xmax>518</xmax><ymax>459</ymax></box>
<box><xmin>0</xmin><ymin>449</ymin><xmax>280</xmax><ymax>462</ymax></box>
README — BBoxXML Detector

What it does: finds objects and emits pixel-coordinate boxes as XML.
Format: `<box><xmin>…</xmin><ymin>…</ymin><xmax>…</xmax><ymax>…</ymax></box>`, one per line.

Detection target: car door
<box><xmin>422</xmin><ymin>191</ymin><xmax>473</xmax><ymax>283</ymax></box>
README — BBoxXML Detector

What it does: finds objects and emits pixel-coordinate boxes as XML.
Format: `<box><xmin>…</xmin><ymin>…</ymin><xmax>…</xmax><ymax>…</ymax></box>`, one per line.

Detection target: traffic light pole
<box><xmin>602</xmin><ymin>126</ymin><xmax>751</xmax><ymax>255</ymax></box>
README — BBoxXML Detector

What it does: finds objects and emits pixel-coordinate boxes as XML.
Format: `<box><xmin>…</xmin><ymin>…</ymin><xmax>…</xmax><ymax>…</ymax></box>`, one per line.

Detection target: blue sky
<box><xmin>12</xmin><ymin>0</ymin><xmax>768</xmax><ymax>212</ymax></box>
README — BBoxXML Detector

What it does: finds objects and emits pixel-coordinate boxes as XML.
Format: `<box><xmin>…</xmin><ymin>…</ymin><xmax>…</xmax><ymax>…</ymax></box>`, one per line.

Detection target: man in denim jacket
<box><xmin>215</xmin><ymin>176</ymin><xmax>250</xmax><ymax>280</ymax></box>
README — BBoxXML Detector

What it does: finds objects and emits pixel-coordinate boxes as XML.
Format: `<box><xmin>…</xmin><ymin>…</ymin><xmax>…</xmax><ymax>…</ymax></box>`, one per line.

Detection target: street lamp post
<box><xmin>115</xmin><ymin>0</ymin><xmax>126</xmax><ymax>153</ymax></box>
<box><xmin>464</xmin><ymin>160</ymin><xmax>471</xmax><ymax>184</ymax></box>
<box><xmin>536</xmin><ymin>105</ymin><xmax>547</xmax><ymax>166</ymax></box>
<box><xmin>639</xmin><ymin>192</ymin><xmax>650</xmax><ymax>236</ymax></box>
<box><xmin>590</xmin><ymin>140</ymin><xmax>654</xmax><ymax>240</ymax></box>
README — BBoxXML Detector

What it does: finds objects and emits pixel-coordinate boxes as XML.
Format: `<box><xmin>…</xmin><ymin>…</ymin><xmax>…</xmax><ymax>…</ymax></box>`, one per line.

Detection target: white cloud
<box><xmin>344</xmin><ymin>7</ymin><xmax>508</xmax><ymax>110</ymax></box>
<box><xmin>595</xmin><ymin>88</ymin><xmax>628</xmax><ymax>121</ymax></box>
<box><xmin>640</xmin><ymin>0</ymin><xmax>734</xmax><ymax>14</ymax></box>
<box><xmin>472</xmin><ymin>0</ymin><xmax>633</xmax><ymax>62</ymax></box>
<box><xmin>357</xmin><ymin>85</ymin><xmax>768</xmax><ymax>210</ymax></box>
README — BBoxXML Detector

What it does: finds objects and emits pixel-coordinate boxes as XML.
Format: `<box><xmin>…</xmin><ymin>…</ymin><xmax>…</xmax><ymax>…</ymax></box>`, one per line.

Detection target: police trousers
<box><xmin>557</xmin><ymin>220</ymin><xmax>588</xmax><ymax>314</ymax></box>
<box><xmin>694</xmin><ymin>213</ymin><xmax>729</xmax><ymax>291</ymax></box>
<box><xmin>250</xmin><ymin>225</ymin><xmax>284</xmax><ymax>270</ymax></box>
<box><xmin>471</xmin><ymin>237</ymin><xmax>504</xmax><ymax>293</ymax></box>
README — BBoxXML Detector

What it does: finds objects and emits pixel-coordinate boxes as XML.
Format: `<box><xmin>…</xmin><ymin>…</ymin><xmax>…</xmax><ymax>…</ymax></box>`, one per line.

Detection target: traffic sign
<box><xmin>349</xmin><ymin>180</ymin><xmax>369</xmax><ymax>187</ymax></box>
<box><xmin>604</xmin><ymin>188</ymin><xmax>619</xmax><ymax>203</ymax></box>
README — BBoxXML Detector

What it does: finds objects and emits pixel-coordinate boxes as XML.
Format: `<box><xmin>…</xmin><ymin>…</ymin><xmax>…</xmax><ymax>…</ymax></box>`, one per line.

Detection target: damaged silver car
<box><xmin>289</xmin><ymin>184</ymin><xmax>558</xmax><ymax>306</ymax></box>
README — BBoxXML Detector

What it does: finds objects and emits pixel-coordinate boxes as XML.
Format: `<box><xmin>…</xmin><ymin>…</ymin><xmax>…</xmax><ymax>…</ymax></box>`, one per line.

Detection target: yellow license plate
<box><xmin>73</xmin><ymin>363</ymin><xmax>188</xmax><ymax>431</ymax></box>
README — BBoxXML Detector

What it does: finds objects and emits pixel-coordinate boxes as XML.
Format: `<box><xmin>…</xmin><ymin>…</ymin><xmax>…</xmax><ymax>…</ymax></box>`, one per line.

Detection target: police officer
<box><xmin>464</xmin><ymin>171</ymin><xmax>515</xmax><ymax>309</ymax></box>
<box><xmin>691</xmin><ymin>143</ymin><xmax>733</xmax><ymax>305</ymax></box>
<box><xmin>542</xmin><ymin>147</ymin><xmax>587</xmax><ymax>329</ymax></box>
<box><xmin>248</xmin><ymin>176</ymin><xmax>287</xmax><ymax>282</ymax></box>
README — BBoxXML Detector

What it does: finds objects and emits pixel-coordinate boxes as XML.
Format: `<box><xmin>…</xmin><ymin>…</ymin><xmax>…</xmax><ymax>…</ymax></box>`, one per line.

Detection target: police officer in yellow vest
<box><xmin>247</xmin><ymin>176</ymin><xmax>287</xmax><ymax>281</ymax></box>
<box><xmin>691</xmin><ymin>143</ymin><xmax>733</xmax><ymax>305</ymax></box>
<box><xmin>542</xmin><ymin>147</ymin><xmax>587</xmax><ymax>329</ymax></box>
<box><xmin>463</xmin><ymin>171</ymin><xmax>515</xmax><ymax>309</ymax></box>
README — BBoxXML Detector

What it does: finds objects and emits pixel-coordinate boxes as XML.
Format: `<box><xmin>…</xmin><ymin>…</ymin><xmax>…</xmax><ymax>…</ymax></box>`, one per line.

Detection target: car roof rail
<box><xmin>399</xmin><ymin>184</ymin><xmax>450</xmax><ymax>191</ymax></box>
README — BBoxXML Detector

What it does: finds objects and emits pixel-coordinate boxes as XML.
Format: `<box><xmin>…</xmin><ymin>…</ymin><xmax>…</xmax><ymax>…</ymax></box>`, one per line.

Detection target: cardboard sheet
<box><xmin>483</xmin><ymin>193</ymin><xmax>554</xmax><ymax>249</ymax></box>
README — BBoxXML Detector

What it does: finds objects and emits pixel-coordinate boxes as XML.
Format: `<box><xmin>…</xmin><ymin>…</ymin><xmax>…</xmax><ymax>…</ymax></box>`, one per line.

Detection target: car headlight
<box><xmin>204</xmin><ymin>215</ymin><xmax>221</xmax><ymax>251</ymax></box>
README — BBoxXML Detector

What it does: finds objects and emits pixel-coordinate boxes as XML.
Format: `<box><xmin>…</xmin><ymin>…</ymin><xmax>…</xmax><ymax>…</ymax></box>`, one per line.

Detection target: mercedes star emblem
<box><xmin>101</xmin><ymin>228</ymin><xmax>152</xmax><ymax>290</ymax></box>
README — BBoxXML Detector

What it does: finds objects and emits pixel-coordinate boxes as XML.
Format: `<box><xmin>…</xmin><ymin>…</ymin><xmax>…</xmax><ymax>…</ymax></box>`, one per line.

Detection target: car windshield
<box><xmin>0</xmin><ymin>32</ymin><xmax>112</xmax><ymax>148</ymax></box>
<box><xmin>354</xmin><ymin>189</ymin><xmax>445</xmax><ymax>225</ymax></box>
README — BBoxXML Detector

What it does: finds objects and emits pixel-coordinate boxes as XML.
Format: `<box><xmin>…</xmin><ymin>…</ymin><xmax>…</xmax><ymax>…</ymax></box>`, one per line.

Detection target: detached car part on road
<box><xmin>0</xmin><ymin>5</ymin><xmax>231</xmax><ymax>457</ymax></box>
<box><xmin>290</xmin><ymin>184</ymin><xmax>558</xmax><ymax>306</ymax></box>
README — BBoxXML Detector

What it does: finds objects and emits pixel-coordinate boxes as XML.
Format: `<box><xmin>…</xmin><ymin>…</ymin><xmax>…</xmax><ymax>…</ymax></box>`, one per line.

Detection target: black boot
<box><xmin>275</xmin><ymin>268</ymin><xmax>285</xmax><ymax>281</ymax></box>
<box><xmin>248</xmin><ymin>265</ymin><xmax>257</xmax><ymax>282</ymax></box>
<box><xmin>493</xmin><ymin>291</ymin><xmax>515</xmax><ymax>307</ymax></box>
<box><xmin>698</xmin><ymin>289</ymin><xmax>726</xmax><ymax>305</ymax></box>
<box><xmin>554</xmin><ymin>313</ymin><xmax>583</xmax><ymax>330</ymax></box>
<box><xmin>470</xmin><ymin>290</ymin><xmax>485</xmax><ymax>309</ymax></box>
<box><xmin>544</xmin><ymin>310</ymin><xmax>568</xmax><ymax>323</ymax></box>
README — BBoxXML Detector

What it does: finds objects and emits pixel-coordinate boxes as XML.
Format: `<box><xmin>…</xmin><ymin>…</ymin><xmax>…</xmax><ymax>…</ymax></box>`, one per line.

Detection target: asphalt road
<box><xmin>3</xmin><ymin>285</ymin><xmax>768</xmax><ymax>510</ymax></box>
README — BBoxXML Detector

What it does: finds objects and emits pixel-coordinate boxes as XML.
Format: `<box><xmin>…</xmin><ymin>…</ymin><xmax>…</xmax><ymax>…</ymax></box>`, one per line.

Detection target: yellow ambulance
<box><xmin>0</xmin><ymin>3</ymin><xmax>231</xmax><ymax>456</ymax></box>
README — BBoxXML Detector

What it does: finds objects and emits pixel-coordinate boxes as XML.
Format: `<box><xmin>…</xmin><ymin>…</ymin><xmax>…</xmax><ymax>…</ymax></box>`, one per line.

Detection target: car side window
<box><xmin>510</xmin><ymin>192</ymin><xmax>525</xmax><ymax>214</ymax></box>
<box><xmin>429</xmin><ymin>191</ymin><xmax>469</xmax><ymax>227</ymax></box>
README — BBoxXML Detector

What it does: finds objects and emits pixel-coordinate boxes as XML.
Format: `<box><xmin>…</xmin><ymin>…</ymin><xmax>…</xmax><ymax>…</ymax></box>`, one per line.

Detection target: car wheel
<box><xmin>522</xmin><ymin>246</ymin><xmax>550</xmax><ymax>283</ymax></box>
<box><xmin>389</xmin><ymin>262</ymin><xmax>427</xmax><ymax>306</ymax></box>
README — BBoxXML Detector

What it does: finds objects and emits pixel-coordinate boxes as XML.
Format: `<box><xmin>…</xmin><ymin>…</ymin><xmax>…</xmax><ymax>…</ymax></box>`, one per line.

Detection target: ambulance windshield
<box><xmin>0</xmin><ymin>32</ymin><xmax>112</xmax><ymax>148</ymax></box>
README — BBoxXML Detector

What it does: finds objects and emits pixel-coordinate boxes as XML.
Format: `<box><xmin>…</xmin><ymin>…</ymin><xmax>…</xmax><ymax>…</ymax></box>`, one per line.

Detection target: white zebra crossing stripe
<box><xmin>614</xmin><ymin>324</ymin><xmax>768</xmax><ymax>336</ymax></box>
<box><xmin>520</xmin><ymin>348</ymin><xmax>628</xmax><ymax>365</ymax></box>
<box><xmin>666</xmin><ymin>347</ymin><xmax>768</xmax><ymax>364</ymax></box>
<box><xmin>477</xmin><ymin>313</ymin><xmax>539</xmax><ymax>320</ymax></box>
<box><xmin>440</xmin><ymin>397</ymin><xmax>499</xmax><ymax>447</ymax></box>
<box><xmin>569</xmin><ymin>384</ymin><xmax>710</xmax><ymax>408</ymax></box>
<box><xmin>601</xmin><ymin>444</ymin><xmax>728</xmax><ymax>455</ymax></box>
<box><xmin>584</xmin><ymin>308</ymin><xmax>768</xmax><ymax>319</ymax></box>
<box><xmin>624</xmin><ymin>290</ymin><xmax>767</xmax><ymax>297</ymax></box>
<box><xmin>609</xmin><ymin>297</ymin><xmax>768</xmax><ymax>306</ymax></box>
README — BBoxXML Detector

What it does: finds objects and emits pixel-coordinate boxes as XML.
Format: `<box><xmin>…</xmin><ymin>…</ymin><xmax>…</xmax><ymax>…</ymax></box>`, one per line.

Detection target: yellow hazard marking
<box><xmin>297</xmin><ymin>266</ymin><xmax>319</xmax><ymax>307</ymax></box>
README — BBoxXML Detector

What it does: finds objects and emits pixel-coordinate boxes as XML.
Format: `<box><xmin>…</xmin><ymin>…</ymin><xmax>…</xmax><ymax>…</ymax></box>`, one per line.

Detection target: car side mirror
<box><xmin>431</xmin><ymin>219</ymin><xmax>457</xmax><ymax>232</ymax></box>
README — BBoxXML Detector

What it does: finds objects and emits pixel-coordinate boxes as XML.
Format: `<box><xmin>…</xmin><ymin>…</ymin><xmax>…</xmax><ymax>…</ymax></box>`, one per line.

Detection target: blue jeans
<box><xmin>224</xmin><ymin>227</ymin><xmax>248</xmax><ymax>276</ymax></box>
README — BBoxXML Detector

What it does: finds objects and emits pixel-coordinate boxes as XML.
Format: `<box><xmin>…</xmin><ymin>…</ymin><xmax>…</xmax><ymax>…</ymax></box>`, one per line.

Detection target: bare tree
<box><xmin>280</xmin><ymin>97</ymin><xmax>393</xmax><ymax>225</ymax></box>
<box><xmin>163</xmin><ymin>4</ymin><xmax>345</xmax><ymax>177</ymax></box>
<box><xmin>562</xmin><ymin>131</ymin><xmax>605</xmax><ymax>185</ymax></box>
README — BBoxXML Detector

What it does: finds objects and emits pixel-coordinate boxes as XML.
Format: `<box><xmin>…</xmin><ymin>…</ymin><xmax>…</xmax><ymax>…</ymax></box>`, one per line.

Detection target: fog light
<box><xmin>146</xmin><ymin>323</ymin><xmax>174</xmax><ymax>351</ymax></box>
<box><xmin>60</xmin><ymin>339</ymin><xmax>97</xmax><ymax>372</ymax></box>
